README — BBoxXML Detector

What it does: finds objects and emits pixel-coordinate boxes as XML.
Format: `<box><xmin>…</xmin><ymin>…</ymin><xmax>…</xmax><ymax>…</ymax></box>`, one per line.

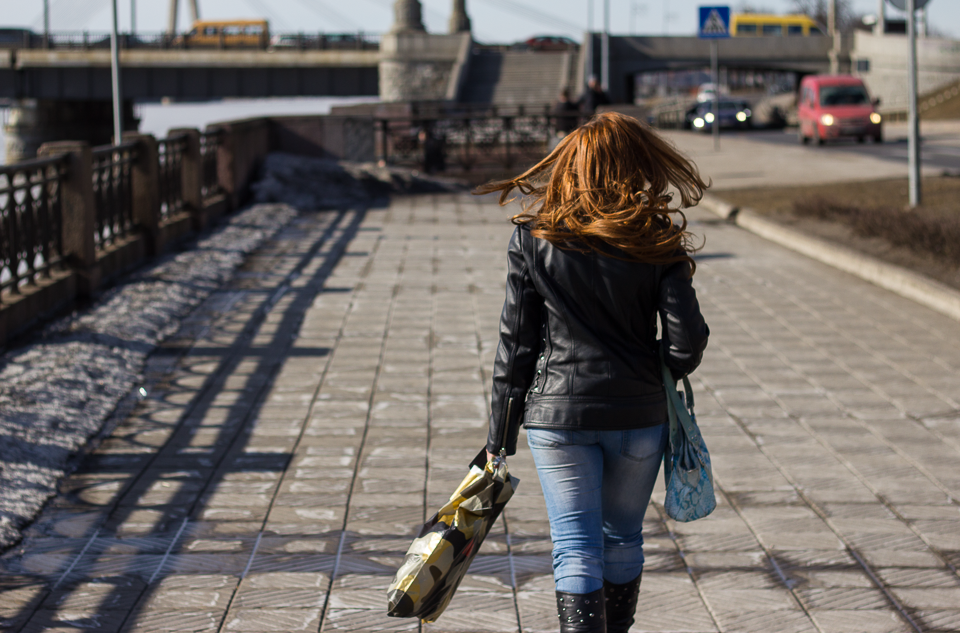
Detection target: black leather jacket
<box><xmin>487</xmin><ymin>224</ymin><xmax>709</xmax><ymax>456</ymax></box>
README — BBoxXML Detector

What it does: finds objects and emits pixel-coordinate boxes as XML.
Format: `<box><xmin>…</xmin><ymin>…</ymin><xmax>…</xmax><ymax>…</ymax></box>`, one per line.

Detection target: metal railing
<box><xmin>4</xmin><ymin>30</ymin><xmax>381</xmax><ymax>52</ymax></box>
<box><xmin>0</xmin><ymin>155</ymin><xmax>68</xmax><ymax>302</ymax></box>
<box><xmin>377</xmin><ymin>109</ymin><xmax>582</xmax><ymax>172</ymax></box>
<box><xmin>91</xmin><ymin>141</ymin><xmax>137</xmax><ymax>248</ymax></box>
<box><xmin>158</xmin><ymin>135</ymin><xmax>187</xmax><ymax>220</ymax></box>
<box><xmin>200</xmin><ymin>130</ymin><xmax>223</xmax><ymax>198</ymax></box>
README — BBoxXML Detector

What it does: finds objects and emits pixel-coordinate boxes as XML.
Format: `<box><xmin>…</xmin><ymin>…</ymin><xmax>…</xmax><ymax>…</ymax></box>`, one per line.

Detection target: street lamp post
<box><xmin>601</xmin><ymin>0</ymin><xmax>610</xmax><ymax>91</ymax></box>
<box><xmin>906</xmin><ymin>0</ymin><xmax>920</xmax><ymax>206</ymax></box>
<box><xmin>711</xmin><ymin>39</ymin><xmax>719</xmax><ymax>151</ymax></box>
<box><xmin>110</xmin><ymin>0</ymin><xmax>123</xmax><ymax>144</ymax></box>
<box><xmin>888</xmin><ymin>0</ymin><xmax>931</xmax><ymax>207</ymax></box>
<box><xmin>43</xmin><ymin>0</ymin><xmax>50</xmax><ymax>47</ymax></box>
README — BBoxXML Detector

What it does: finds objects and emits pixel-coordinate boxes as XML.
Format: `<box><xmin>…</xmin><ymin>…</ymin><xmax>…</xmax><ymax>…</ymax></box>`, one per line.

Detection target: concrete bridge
<box><xmin>587</xmin><ymin>34</ymin><xmax>836</xmax><ymax>104</ymax></box>
<box><xmin>0</xmin><ymin>48</ymin><xmax>380</xmax><ymax>102</ymax></box>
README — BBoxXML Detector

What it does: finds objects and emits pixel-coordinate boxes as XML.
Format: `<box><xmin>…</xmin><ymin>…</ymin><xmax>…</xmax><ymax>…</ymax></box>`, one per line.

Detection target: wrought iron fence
<box><xmin>91</xmin><ymin>141</ymin><xmax>137</xmax><ymax>248</ymax></box>
<box><xmin>0</xmin><ymin>155</ymin><xmax>68</xmax><ymax>302</ymax></box>
<box><xmin>200</xmin><ymin>130</ymin><xmax>223</xmax><ymax>198</ymax></box>
<box><xmin>158</xmin><ymin>135</ymin><xmax>187</xmax><ymax>219</ymax></box>
<box><xmin>377</xmin><ymin>109</ymin><xmax>580</xmax><ymax>172</ymax></box>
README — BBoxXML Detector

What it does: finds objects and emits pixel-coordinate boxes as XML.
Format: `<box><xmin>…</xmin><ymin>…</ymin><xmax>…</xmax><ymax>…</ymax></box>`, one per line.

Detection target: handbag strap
<box><xmin>659</xmin><ymin>348</ymin><xmax>701</xmax><ymax>443</ymax></box>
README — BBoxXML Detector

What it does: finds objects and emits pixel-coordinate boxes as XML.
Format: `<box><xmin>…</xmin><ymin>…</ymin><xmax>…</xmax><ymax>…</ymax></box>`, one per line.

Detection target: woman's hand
<box><xmin>486</xmin><ymin>450</ymin><xmax>499</xmax><ymax>464</ymax></box>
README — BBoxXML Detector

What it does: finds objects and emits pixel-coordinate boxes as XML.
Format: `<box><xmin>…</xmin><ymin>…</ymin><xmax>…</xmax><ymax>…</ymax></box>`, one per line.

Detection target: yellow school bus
<box><xmin>731</xmin><ymin>14</ymin><xmax>824</xmax><ymax>36</ymax></box>
<box><xmin>181</xmin><ymin>20</ymin><xmax>270</xmax><ymax>48</ymax></box>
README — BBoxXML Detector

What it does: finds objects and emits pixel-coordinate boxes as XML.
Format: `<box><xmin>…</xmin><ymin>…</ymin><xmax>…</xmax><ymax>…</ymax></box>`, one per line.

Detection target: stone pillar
<box><xmin>392</xmin><ymin>0</ymin><xmax>426</xmax><ymax>33</ymax></box>
<box><xmin>3</xmin><ymin>99</ymin><xmax>137</xmax><ymax>163</ymax></box>
<box><xmin>169</xmin><ymin>127</ymin><xmax>204</xmax><ymax>230</ymax></box>
<box><xmin>123</xmin><ymin>132</ymin><xmax>163</xmax><ymax>256</ymax></box>
<box><xmin>36</xmin><ymin>141</ymin><xmax>101</xmax><ymax>296</ymax></box>
<box><xmin>874</xmin><ymin>0</ymin><xmax>885</xmax><ymax>35</ymax></box>
<box><xmin>449</xmin><ymin>0</ymin><xmax>471</xmax><ymax>33</ymax></box>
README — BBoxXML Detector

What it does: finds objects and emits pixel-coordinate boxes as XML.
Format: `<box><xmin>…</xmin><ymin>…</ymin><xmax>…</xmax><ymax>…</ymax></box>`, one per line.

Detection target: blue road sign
<box><xmin>699</xmin><ymin>6</ymin><xmax>731</xmax><ymax>39</ymax></box>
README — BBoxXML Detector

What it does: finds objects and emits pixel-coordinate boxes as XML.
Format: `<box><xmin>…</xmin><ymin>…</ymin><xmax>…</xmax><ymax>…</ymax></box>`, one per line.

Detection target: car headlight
<box><xmin>736</xmin><ymin>111</ymin><xmax>748</xmax><ymax>122</ymax></box>
<box><xmin>704</xmin><ymin>112</ymin><xmax>715</xmax><ymax>123</ymax></box>
<box><xmin>821</xmin><ymin>114</ymin><xmax>835</xmax><ymax>126</ymax></box>
<box><xmin>870</xmin><ymin>112</ymin><xmax>882</xmax><ymax>124</ymax></box>
<box><xmin>693</xmin><ymin>117</ymin><xmax>705</xmax><ymax>128</ymax></box>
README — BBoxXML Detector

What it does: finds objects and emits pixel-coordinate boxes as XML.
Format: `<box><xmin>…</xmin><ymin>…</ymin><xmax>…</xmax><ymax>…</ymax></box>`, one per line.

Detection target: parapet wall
<box><xmin>853</xmin><ymin>32</ymin><xmax>960</xmax><ymax>111</ymax></box>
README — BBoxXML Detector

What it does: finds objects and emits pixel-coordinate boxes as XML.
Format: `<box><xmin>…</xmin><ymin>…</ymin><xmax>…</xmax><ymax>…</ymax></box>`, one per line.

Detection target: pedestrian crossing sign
<box><xmin>699</xmin><ymin>6</ymin><xmax>731</xmax><ymax>38</ymax></box>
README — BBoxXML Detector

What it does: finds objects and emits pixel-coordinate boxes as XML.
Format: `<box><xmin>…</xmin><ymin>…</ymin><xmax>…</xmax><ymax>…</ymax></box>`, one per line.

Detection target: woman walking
<box><xmin>480</xmin><ymin>112</ymin><xmax>710</xmax><ymax>633</ymax></box>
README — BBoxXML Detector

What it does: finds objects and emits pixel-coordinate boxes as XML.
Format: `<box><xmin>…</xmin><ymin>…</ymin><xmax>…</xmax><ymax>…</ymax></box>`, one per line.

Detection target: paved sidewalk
<box><xmin>1</xmin><ymin>194</ymin><xmax>959</xmax><ymax>633</ymax></box>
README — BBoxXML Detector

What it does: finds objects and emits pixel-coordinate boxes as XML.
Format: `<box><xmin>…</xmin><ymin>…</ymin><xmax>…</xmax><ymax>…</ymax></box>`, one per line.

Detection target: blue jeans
<box><xmin>527</xmin><ymin>425</ymin><xmax>667</xmax><ymax>594</ymax></box>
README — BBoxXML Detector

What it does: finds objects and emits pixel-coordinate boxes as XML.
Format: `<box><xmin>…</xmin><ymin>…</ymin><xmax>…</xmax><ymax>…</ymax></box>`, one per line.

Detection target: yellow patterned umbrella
<box><xmin>387</xmin><ymin>450</ymin><xmax>518</xmax><ymax>623</ymax></box>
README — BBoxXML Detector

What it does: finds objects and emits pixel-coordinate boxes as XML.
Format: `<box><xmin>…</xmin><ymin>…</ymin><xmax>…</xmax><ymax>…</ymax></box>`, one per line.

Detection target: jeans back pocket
<box><xmin>619</xmin><ymin>425</ymin><xmax>667</xmax><ymax>461</ymax></box>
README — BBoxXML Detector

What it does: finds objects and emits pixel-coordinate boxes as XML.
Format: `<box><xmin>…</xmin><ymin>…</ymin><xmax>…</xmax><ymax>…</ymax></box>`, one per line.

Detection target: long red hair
<box><xmin>476</xmin><ymin>111</ymin><xmax>708</xmax><ymax>273</ymax></box>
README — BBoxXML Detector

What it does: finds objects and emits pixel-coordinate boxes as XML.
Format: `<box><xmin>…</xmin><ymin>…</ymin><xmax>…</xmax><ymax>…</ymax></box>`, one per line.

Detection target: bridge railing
<box><xmin>11</xmin><ymin>31</ymin><xmax>381</xmax><ymax>52</ymax></box>
<box><xmin>376</xmin><ymin>107</ymin><xmax>584</xmax><ymax>173</ymax></box>
<box><xmin>158</xmin><ymin>134</ymin><xmax>188</xmax><ymax>220</ymax></box>
<box><xmin>0</xmin><ymin>155</ymin><xmax>69</xmax><ymax>305</ymax></box>
<box><xmin>0</xmin><ymin>129</ymin><xmax>231</xmax><ymax>346</ymax></box>
<box><xmin>200</xmin><ymin>131</ymin><xmax>223</xmax><ymax>198</ymax></box>
<box><xmin>91</xmin><ymin>141</ymin><xmax>138</xmax><ymax>247</ymax></box>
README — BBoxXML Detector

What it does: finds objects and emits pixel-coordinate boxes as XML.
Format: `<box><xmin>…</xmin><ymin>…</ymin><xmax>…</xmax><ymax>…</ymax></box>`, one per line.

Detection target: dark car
<box><xmin>689</xmin><ymin>99</ymin><xmax>753</xmax><ymax>131</ymax></box>
<box><xmin>522</xmin><ymin>36</ymin><xmax>578</xmax><ymax>51</ymax></box>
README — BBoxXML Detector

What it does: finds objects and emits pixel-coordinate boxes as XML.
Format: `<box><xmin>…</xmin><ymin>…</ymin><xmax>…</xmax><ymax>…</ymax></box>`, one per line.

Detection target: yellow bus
<box><xmin>731</xmin><ymin>14</ymin><xmax>824</xmax><ymax>36</ymax></box>
<box><xmin>181</xmin><ymin>20</ymin><xmax>270</xmax><ymax>48</ymax></box>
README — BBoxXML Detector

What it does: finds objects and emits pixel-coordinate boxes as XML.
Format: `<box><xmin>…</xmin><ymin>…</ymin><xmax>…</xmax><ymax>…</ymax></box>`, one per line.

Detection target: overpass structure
<box><xmin>0</xmin><ymin>44</ymin><xmax>380</xmax><ymax>161</ymax></box>
<box><xmin>0</xmin><ymin>32</ymin><xmax>838</xmax><ymax>106</ymax></box>
<box><xmin>0</xmin><ymin>48</ymin><xmax>379</xmax><ymax>101</ymax></box>
<box><xmin>586</xmin><ymin>34</ymin><xmax>838</xmax><ymax>103</ymax></box>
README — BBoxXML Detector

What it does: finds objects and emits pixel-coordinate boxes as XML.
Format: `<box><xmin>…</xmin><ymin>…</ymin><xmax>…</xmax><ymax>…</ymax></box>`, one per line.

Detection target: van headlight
<box><xmin>820</xmin><ymin>114</ymin><xmax>835</xmax><ymax>126</ymax></box>
<box><xmin>736</xmin><ymin>111</ymin><xmax>748</xmax><ymax>122</ymax></box>
<box><xmin>704</xmin><ymin>112</ymin><xmax>715</xmax><ymax>123</ymax></box>
<box><xmin>870</xmin><ymin>112</ymin><xmax>882</xmax><ymax>124</ymax></box>
<box><xmin>693</xmin><ymin>117</ymin><xmax>705</xmax><ymax>128</ymax></box>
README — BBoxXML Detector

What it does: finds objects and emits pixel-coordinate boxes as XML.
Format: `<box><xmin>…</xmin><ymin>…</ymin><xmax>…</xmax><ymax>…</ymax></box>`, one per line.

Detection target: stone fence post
<box><xmin>37</xmin><ymin>141</ymin><xmax>101</xmax><ymax>297</ymax></box>
<box><xmin>169</xmin><ymin>127</ymin><xmax>204</xmax><ymax>230</ymax></box>
<box><xmin>123</xmin><ymin>132</ymin><xmax>162</xmax><ymax>256</ymax></box>
<box><xmin>213</xmin><ymin>118</ymin><xmax>272</xmax><ymax>210</ymax></box>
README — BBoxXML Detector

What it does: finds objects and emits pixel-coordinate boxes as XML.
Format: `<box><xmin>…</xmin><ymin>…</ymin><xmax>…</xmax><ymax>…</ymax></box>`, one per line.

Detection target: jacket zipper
<box><xmin>499</xmin><ymin>397</ymin><xmax>514</xmax><ymax>459</ymax></box>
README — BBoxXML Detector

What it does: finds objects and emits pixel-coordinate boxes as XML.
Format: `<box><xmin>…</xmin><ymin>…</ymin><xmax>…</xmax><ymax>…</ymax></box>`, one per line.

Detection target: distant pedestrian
<box><xmin>552</xmin><ymin>88</ymin><xmax>580</xmax><ymax>136</ymax></box>
<box><xmin>580</xmin><ymin>76</ymin><xmax>611</xmax><ymax>114</ymax></box>
<box><xmin>476</xmin><ymin>112</ymin><xmax>709</xmax><ymax>633</ymax></box>
<box><xmin>418</xmin><ymin>127</ymin><xmax>445</xmax><ymax>174</ymax></box>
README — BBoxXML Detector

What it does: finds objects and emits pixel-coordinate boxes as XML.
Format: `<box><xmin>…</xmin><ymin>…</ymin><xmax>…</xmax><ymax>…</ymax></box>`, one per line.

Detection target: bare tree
<box><xmin>737</xmin><ymin>2</ymin><xmax>777</xmax><ymax>14</ymax></box>
<box><xmin>790</xmin><ymin>0</ymin><xmax>861</xmax><ymax>32</ymax></box>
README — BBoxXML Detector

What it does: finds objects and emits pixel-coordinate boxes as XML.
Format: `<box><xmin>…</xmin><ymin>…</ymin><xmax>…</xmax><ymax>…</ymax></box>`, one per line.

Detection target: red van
<box><xmin>797</xmin><ymin>75</ymin><xmax>882</xmax><ymax>145</ymax></box>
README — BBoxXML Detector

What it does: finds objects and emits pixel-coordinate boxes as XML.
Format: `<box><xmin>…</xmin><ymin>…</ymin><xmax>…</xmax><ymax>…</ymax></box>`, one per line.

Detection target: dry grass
<box><xmin>714</xmin><ymin>176</ymin><xmax>960</xmax><ymax>217</ymax></box>
<box><xmin>791</xmin><ymin>196</ymin><xmax>960</xmax><ymax>266</ymax></box>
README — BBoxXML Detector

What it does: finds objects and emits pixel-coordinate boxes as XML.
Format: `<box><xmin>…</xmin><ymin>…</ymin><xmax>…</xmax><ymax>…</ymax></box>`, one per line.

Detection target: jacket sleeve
<box><xmin>658</xmin><ymin>260</ymin><xmax>709</xmax><ymax>381</ymax></box>
<box><xmin>488</xmin><ymin>227</ymin><xmax>543</xmax><ymax>456</ymax></box>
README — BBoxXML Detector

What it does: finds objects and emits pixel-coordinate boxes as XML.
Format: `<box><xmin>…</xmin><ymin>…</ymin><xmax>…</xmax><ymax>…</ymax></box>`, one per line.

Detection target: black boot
<box><xmin>604</xmin><ymin>573</ymin><xmax>641</xmax><ymax>633</ymax></box>
<box><xmin>557</xmin><ymin>587</ymin><xmax>606</xmax><ymax>633</ymax></box>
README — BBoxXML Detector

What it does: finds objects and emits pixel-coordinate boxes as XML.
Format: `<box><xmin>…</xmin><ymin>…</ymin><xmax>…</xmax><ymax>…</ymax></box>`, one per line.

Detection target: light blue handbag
<box><xmin>660</xmin><ymin>352</ymin><xmax>716</xmax><ymax>522</ymax></box>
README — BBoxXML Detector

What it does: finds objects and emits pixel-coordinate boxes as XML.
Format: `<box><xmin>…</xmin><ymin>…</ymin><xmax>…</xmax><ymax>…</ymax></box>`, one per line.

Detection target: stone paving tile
<box><xmin>3</xmin><ymin>195</ymin><xmax>960</xmax><ymax>633</ymax></box>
